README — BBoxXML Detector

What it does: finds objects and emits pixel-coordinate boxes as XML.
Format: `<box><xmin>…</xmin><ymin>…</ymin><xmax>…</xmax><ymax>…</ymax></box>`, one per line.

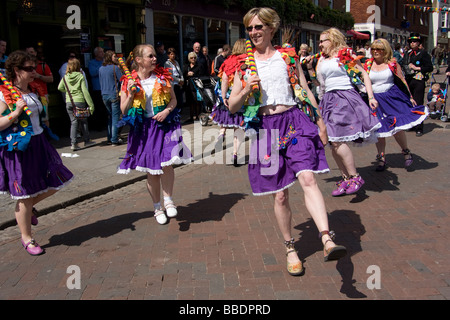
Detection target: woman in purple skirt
<box><xmin>365</xmin><ymin>39</ymin><xmax>428</xmax><ymax>171</ymax></box>
<box><xmin>118</xmin><ymin>44</ymin><xmax>192</xmax><ymax>225</ymax></box>
<box><xmin>311</xmin><ymin>28</ymin><xmax>381</xmax><ymax>197</ymax></box>
<box><xmin>229</xmin><ymin>8</ymin><xmax>347</xmax><ymax>276</ymax></box>
<box><xmin>209</xmin><ymin>39</ymin><xmax>246</xmax><ymax>166</ymax></box>
<box><xmin>0</xmin><ymin>51</ymin><xmax>73</xmax><ymax>255</ymax></box>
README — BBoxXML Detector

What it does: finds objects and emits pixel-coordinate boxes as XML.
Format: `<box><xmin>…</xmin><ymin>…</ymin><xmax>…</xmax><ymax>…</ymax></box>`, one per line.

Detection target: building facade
<box><xmin>350</xmin><ymin>0</ymin><xmax>450</xmax><ymax>51</ymax></box>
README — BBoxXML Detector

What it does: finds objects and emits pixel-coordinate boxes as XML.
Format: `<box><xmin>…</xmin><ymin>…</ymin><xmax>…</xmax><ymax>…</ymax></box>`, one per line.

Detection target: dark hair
<box><xmin>103</xmin><ymin>50</ymin><xmax>116</xmax><ymax>66</ymax></box>
<box><xmin>167</xmin><ymin>47</ymin><xmax>177</xmax><ymax>55</ymax></box>
<box><xmin>4</xmin><ymin>50</ymin><xmax>36</xmax><ymax>81</ymax></box>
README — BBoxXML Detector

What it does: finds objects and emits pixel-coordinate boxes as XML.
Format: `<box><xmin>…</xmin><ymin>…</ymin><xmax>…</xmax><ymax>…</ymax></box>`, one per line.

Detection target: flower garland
<box><xmin>0</xmin><ymin>85</ymin><xmax>34</xmax><ymax>152</ymax></box>
<box><xmin>118</xmin><ymin>67</ymin><xmax>174</xmax><ymax>131</ymax></box>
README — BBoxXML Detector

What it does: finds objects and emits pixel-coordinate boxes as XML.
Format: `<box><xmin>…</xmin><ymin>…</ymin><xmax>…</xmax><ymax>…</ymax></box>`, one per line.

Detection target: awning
<box><xmin>346</xmin><ymin>30</ymin><xmax>370</xmax><ymax>40</ymax></box>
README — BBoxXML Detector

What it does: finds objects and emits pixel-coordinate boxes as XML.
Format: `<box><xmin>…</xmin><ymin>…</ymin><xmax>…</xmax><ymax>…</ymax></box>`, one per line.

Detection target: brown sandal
<box><xmin>284</xmin><ymin>238</ymin><xmax>305</xmax><ymax>276</ymax></box>
<box><xmin>319</xmin><ymin>231</ymin><xmax>347</xmax><ymax>262</ymax></box>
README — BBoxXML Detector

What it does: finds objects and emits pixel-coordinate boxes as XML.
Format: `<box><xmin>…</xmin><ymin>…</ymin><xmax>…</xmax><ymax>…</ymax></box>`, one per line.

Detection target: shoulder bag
<box><xmin>63</xmin><ymin>76</ymin><xmax>90</xmax><ymax>118</ymax></box>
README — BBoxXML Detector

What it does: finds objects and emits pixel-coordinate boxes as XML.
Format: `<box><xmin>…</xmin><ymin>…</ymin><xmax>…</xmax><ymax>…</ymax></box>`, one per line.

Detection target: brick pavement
<box><xmin>1</xmin><ymin>74</ymin><xmax>450</xmax><ymax>301</ymax></box>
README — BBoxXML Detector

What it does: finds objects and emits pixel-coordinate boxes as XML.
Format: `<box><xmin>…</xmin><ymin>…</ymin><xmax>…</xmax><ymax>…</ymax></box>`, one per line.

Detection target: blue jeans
<box><xmin>102</xmin><ymin>94</ymin><xmax>121</xmax><ymax>143</ymax></box>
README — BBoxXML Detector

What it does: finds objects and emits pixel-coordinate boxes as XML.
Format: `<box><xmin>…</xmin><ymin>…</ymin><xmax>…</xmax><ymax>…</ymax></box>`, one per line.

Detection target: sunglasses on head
<box><xmin>20</xmin><ymin>66</ymin><xmax>36</xmax><ymax>72</ymax></box>
<box><xmin>246</xmin><ymin>24</ymin><xmax>264</xmax><ymax>32</ymax></box>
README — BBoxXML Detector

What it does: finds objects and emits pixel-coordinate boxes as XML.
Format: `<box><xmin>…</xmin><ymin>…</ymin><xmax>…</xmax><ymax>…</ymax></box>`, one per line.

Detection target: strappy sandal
<box><xmin>375</xmin><ymin>153</ymin><xmax>387</xmax><ymax>172</ymax></box>
<box><xmin>319</xmin><ymin>231</ymin><xmax>347</xmax><ymax>262</ymax></box>
<box><xmin>154</xmin><ymin>208</ymin><xmax>168</xmax><ymax>225</ymax></box>
<box><xmin>402</xmin><ymin>149</ymin><xmax>413</xmax><ymax>168</ymax></box>
<box><xmin>164</xmin><ymin>200</ymin><xmax>178</xmax><ymax>218</ymax></box>
<box><xmin>284</xmin><ymin>238</ymin><xmax>305</xmax><ymax>276</ymax></box>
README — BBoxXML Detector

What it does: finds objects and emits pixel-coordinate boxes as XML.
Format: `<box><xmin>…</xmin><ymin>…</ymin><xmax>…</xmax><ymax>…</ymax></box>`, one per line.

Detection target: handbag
<box><xmin>63</xmin><ymin>76</ymin><xmax>91</xmax><ymax>118</ymax></box>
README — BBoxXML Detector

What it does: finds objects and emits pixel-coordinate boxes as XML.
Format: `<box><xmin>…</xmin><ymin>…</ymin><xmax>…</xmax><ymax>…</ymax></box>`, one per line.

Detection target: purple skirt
<box><xmin>320</xmin><ymin>88</ymin><xmax>381</xmax><ymax>144</ymax></box>
<box><xmin>248</xmin><ymin>107</ymin><xmax>329</xmax><ymax>196</ymax></box>
<box><xmin>0</xmin><ymin>133</ymin><xmax>73</xmax><ymax>199</ymax></box>
<box><xmin>117</xmin><ymin>117</ymin><xmax>192</xmax><ymax>175</ymax></box>
<box><xmin>209</xmin><ymin>103</ymin><xmax>244</xmax><ymax>129</ymax></box>
<box><xmin>374</xmin><ymin>85</ymin><xmax>428</xmax><ymax>137</ymax></box>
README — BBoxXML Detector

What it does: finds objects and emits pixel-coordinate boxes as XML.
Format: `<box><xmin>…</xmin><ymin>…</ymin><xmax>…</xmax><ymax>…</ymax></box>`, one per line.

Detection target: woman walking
<box><xmin>118</xmin><ymin>44</ymin><xmax>192</xmax><ymax>224</ymax></box>
<box><xmin>365</xmin><ymin>39</ymin><xmax>428</xmax><ymax>171</ymax></box>
<box><xmin>229</xmin><ymin>8</ymin><xmax>347</xmax><ymax>276</ymax></box>
<box><xmin>0</xmin><ymin>51</ymin><xmax>73</xmax><ymax>255</ymax></box>
<box><xmin>58</xmin><ymin>58</ymin><xmax>95</xmax><ymax>151</ymax></box>
<box><xmin>311</xmin><ymin>28</ymin><xmax>381</xmax><ymax>196</ymax></box>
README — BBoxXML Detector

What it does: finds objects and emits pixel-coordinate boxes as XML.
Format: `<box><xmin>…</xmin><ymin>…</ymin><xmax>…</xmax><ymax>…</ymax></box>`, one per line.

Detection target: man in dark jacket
<box><xmin>402</xmin><ymin>33</ymin><xmax>433</xmax><ymax>136</ymax></box>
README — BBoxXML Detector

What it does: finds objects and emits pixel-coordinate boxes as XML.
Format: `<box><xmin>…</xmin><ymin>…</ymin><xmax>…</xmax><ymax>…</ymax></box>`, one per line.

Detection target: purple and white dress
<box><xmin>0</xmin><ymin>91</ymin><xmax>73</xmax><ymax>199</ymax></box>
<box><xmin>368</xmin><ymin>68</ymin><xmax>428</xmax><ymax>137</ymax></box>
<box><xmin>317</xmin><ymin>58</ymin><xmax>381</xmax><ymax>145</ymax></box>
<box><xmin>117</xmin><ymin>75</ymin><xmax>192</xmax><ymax>175</ymax></box>
<box><xmin>248</xmin><ymin>51</ymin><xmax>329</xmax><ymax>196</ymax></box>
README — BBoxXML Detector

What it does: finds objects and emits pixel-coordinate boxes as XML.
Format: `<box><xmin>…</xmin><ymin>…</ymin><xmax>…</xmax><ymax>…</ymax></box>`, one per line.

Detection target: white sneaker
<box><xmin>164</xmin><ymin>201</ymin><xmax>178</xmax><ymax>218</ymax></box>
<box><xmin>71</xmin><ymin>143</ymin><xmax>80</xmax><ymax>151</ymax></box>
<box><xmin>154</xmin><ymin>208</ymin><xmax>167</xmax><ymax>224</ymax></box>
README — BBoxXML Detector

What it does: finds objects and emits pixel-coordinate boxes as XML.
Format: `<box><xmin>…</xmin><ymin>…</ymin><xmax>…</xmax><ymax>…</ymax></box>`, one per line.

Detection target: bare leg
<box><xmin>15</xmin><ymin>198</ymin><xmax>34</xmax><ymax>245</ymax></box>
<box><xmin>161</xmin><ymin>166</ymin><xmax>175</xmax><ymax>198</ymax></box>
<box><xmin>146</xmin><ymin>173</ymin><xmax>161</xmax><ymax>204</ymax></box>
<box><xmin>272</xmin><ymin>190</ymin><xmax>300</xmax><ymax>265</ymax></box>
<box><xmin>330</xmin><ymin>142</ymin><xmax>357</xmax><ymax>177</ymax></box>
<box><xmin>298</xmin><ymin>171</ymin><xmax>336</xmax><ymax>251</ymax></box>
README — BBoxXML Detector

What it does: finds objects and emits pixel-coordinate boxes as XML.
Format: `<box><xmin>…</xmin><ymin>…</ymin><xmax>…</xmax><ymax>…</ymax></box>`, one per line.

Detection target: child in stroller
<box><xmin>427</xmin><ymin>83</ymin><xmax>445</xmax><ymax>119</ymax></box>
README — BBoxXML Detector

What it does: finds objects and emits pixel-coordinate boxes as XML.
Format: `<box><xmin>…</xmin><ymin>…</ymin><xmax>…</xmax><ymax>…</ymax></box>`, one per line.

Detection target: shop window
<box><xmin>182</xmin><ymin>16</ymin><xmax>205</xmax><ymax>61</ymax></box>
<box><xmin>208</xmin><ymin>20</ymin><xmax>227</xmax><ymax>58</ymax></box>
<box><xmin>154</xmin><ymin>12</ymin><xmax>180</xmax><ymax>57</ymax></box>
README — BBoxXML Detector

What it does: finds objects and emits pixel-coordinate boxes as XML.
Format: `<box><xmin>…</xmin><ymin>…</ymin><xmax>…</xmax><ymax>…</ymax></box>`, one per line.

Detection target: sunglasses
<box><xmin>319</xmin><ymin>39</ymin><xmax>330</xmax><ymax>44</ymax></box>
<box><xmin>147</xmin><ymin>54</ymin><xmax>156</xmax><ymax>59</ymax></box>
<box><xmin>246</xmin><ymin>24</ymin><xmax>264</xmax><ymax>32</ymax></box>
<box><xmin>20</xmin><ymin>66</ymin><xmax>36</xmax><ymax>72</ymax></box>
<box><xmin>190</xmin><ymin>57</ymin><xmax>197</xmax><ymax>60</ymax></box>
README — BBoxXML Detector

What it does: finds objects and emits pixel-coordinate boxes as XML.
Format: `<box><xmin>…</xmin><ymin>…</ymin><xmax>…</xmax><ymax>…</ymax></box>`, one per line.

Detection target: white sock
<box><xmin>164</xmin><ymin>196</ymin><xmax>172</xmax><ymax>203</ymax></box>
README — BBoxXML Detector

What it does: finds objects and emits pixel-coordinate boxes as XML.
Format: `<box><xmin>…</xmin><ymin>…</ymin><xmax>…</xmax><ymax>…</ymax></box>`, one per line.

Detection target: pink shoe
<box><xmin>345</xmin><ymin>175</ymin><xmax>365</xmax><ymax>195</ymax></box>
<box><xmin>331</xmin><ymin>179</ymin><xmax>349</xmax><ymax>197</ymax></box>
<box><xmin>21</xmin><ymin>238</ymin><xmax>44</xmax><ymax>256</ymax></box>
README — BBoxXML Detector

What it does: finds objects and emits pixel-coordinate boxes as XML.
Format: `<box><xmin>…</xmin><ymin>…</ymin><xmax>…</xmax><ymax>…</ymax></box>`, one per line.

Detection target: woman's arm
<box><xmin>0</xmin><ymin>99</ymin><xmax>25</xmax><ymax>131</ymax></box>
<box><xmin>120</xmin><ymin>80</ymin><xmax>136</xmax><ymax>114</ymax></box>
<box><xmin>222</xmin><ymin>72</ymin><xmax>230</xmax><ymax>107</ymax></box>
<box><xmin>355</xmin><ymin>60</ymin><xmax>378</xmax><ymax>110</ymax></box>
<box><xmin>228</xmin><ymin>70</ymin><xmax>259</xmax><ymax>114</ymax></box>
<box><xmin>153</xmin><ymin>85</ymin><xmax>177</xmax><ymax>123</ymax></box>
<box><xmin>296</xmin><ymin>61</ymin><xmax>328</xmax><ymax>145</ymax></box>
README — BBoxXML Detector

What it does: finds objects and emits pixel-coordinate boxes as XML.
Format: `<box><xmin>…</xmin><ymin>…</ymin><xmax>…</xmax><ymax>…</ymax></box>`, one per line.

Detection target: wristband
<box><xmin>8</xmin><ymin>115</ymin><xmax>14</xmax><ymax>122</ymax></box>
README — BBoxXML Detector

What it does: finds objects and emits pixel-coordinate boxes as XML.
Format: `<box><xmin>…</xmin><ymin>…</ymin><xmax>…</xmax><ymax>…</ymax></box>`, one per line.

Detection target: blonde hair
<box><xmin>431</xmin><ymin>83</ymin><xmax>441</xmax><ymax>91</ymax></box>
<box><xmin>126</xmin><ymin>44</ymin><xmax>154</xmax><ymax>71</ymax></box>
<box><xmin>232</xmin><ymin>39</ymin><xmax>246</xmax><ymax>55</ymax></box>
<box><xmin>243</xmin><ymin>7</ymin><xmax>280</xmax><ymax>38</ymax></box>
<box><xmin>188</xmin><ymin>52</ymin><xmax>197</xmax><ymax>60</ymax></box>
<box><xmin>371</xmin><ymin>39</ymin><xmax>393</xmax><ymax>64</ymax></box>
<box><xmin>321</xmin><ymin>28</ymin><xmax>347</xmax><ymax>52</ymax></box>
<box><xmin>66</xmin><ymin>58</ymin><xmax>81</xmax><ymax>73</ymax></box>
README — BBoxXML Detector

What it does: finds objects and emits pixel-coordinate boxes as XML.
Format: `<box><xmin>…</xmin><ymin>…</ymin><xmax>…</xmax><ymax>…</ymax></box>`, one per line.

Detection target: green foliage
<box><xmin>205</xmin><ymin>0</ymin><xmax>354</xmax><ymax>30</ymax></box>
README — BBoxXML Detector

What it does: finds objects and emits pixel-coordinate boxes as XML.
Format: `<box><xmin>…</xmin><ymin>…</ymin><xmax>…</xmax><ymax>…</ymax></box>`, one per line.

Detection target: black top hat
<box><xmin>408</xmin><ymin>33</ymin><xmax>422</xmax><ymax>43</ymax></box>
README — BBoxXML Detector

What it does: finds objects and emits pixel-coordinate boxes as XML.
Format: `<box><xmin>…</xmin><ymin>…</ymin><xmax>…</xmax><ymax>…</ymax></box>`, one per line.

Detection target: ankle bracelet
<box><xmin>284</xmin><ymin>238</ymin><xmax>295</xmax><ymax>249</ymax></box>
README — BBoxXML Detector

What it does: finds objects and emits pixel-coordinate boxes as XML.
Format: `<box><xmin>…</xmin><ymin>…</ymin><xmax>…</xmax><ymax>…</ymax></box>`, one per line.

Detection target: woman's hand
<box><xmin>369</xmin><ymin>97</ymin><xmax>379</xmax><ymax>110</ymax></box>
<box><xmin>15</xmin><ymin>99</ymin><xmax>27</xmax><ymax>114</ymax></box>
<box><xmin>410</xmin><ymin>97</ymin><xmax>417</xmax><ymax>107</ymax></box>
<box><xmin>153</xmin><ymin>108</ymin><xmax>171</xmax><ymax>122</ymax></box>
<box><xmin>127</xmin><ymin>80</ymin><xmax>137</xmax><ymax>96</ymax></box>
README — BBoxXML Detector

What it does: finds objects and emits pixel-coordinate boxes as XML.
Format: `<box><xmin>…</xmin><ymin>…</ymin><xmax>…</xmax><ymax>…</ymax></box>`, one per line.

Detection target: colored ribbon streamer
<box><xmin>245</xmin><ymin>39</ymin><xmax>258</xmax><ymax>91</ymax></box>
<box><xmin>0</xmin><ymin>71</ymin><xmax>32</xmax><ymax>115</ymax></box>
<box><xmin>117</xmin><ymin>57</ymin><xmax>137</xmax><ymax>93</ymax></box>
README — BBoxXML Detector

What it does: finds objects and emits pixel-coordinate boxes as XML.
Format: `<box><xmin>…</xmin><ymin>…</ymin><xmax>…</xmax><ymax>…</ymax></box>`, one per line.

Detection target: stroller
<box><xmin>428</xmin><ymin>74</ymin><xmax>449</xmax><ymax>122</ymax></box>
<box><xmin>190</xmin><ymin>76</ymin><xmax>219</xmax><ymax>126</ymax></box>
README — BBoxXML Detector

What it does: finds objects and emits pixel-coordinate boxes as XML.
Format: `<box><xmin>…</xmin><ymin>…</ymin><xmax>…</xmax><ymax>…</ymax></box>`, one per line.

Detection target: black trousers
<box><xmin>407</xmin><ymin>78</ymin><xmax>426</xmax><ymax>132</ymax></box>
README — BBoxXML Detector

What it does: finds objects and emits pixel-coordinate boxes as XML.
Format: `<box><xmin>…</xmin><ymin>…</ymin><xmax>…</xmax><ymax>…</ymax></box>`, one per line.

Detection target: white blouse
<box><xmin>317</xmin><ymin>58</ymin><xmax>353</xmax><ymax>92</ymax></box>
<box><xmin>140</xmin><ymin>74</ymin><xmax>157</xmax><ymax>118</ymax></box>
<box><xmin>255</xmin><ymin>50</ymin><xmax>296</xmax><ymax>107</ymax></box>
<box><xmin>368</xmin><ymin>68</ymin><xmax>394</xmax><ymax>93</ymax></box>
